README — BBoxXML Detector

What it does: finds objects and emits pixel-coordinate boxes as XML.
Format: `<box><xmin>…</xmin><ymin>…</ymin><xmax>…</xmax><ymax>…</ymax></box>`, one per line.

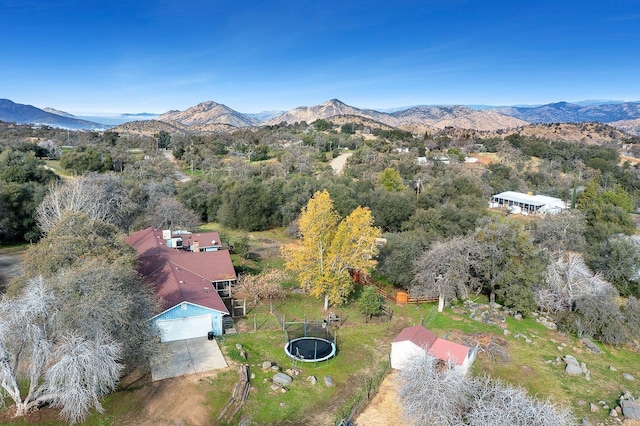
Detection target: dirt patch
<box><xmin>0</xmin><ymin>371</ymin><xmax>221</xmax><ymax>425</ymax></box>
<box><xmin>353</xmin><ymin>372</ymin><xmax>410</xmax><ymax>426</ymax></box>
<box><xmin>118</xmin><ymin>371</ymin><xmax>225</xmax><ymax>426</ymax></box>
<box><xmin>620</xmin><ymin>154</ymin><xmax>640</xmax><ymax>166</ymax></box>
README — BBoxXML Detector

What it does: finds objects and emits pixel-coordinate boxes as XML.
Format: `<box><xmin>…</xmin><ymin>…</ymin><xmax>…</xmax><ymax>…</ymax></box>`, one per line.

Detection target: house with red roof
<box><xmin>127</xmin><ymin>228</ymin><xmax>237</xmax><ymax>342</ymax></box>
<box><xmin>391</xmin><ymin>325</ymin><xmax>477</xmax><ymax>374</ymax></box>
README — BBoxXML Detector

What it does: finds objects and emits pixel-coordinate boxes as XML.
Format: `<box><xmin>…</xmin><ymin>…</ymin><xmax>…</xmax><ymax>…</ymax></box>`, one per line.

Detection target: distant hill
<box><xmin>265</xmin><ymin>99</ymin><xmax>395</xmax><ymax>127</ymax></box>
<box><xmin>508</xmin><ymin>122</ymin><xmax>636</xmax><ymax>144</ymax></box>
<box><xmin>610</xmin><ymin>118</ymin><xmax>640</xmax><ymax>137</ymax></box>
<box><xmin>434</xmin><ymin>122</ymin><xmax>638</xmax><ymax>145</ymax></box>
<box><xmin>391</xmin><ymin>105</ymin><xmax>528</xmax><ymax>131</ymax></box>
<box><xmin>0</xmin><ymin>99</ymin><xmax>106</xmax><ymax>130</ymax></box>
<box><xmin>42</xmin><ymin>107</ymin><xmax>76</xmax><ymax>118</ymax></box>
<box><xmin>265</xmin><ymin>99</ymin><xmax>527</xmax><ymax>131</ymax></box>
<box><xmin>111</xmin><ymin>120</ymin><xmax>190</xmax><ymax>137</ymax></box>
<box><xmin>493</xmin><ymin>101</ymin><xmax>640</xmax><ymax>123</ymax></box>
<box><xmin>158</xmin><ymin>101</ymin><xmax>259</xmax><ymax>128</ymax></box>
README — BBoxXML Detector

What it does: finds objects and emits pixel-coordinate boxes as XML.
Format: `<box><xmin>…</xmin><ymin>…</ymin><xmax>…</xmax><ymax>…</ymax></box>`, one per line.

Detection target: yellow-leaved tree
<box><xmin>282</xmin><ymin>190</ymin><xmax>381</xmax><ymax>310</ymax></box>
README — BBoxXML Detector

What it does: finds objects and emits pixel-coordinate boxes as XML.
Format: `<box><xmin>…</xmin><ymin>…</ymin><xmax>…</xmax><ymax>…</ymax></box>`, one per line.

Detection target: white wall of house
<box><xmin>390</xmin><ymin>341</ymin><xmax>427</xmax><ymax>370</ymax></box>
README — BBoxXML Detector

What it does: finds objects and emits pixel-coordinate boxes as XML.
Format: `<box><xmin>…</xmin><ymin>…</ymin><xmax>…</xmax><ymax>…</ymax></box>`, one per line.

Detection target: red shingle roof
<box><xmin>393</xmin><ymin>325</ymin><xmax>471</xmax><ymax>366</ymax></box>
<box><xmin>127</xmin><ymin>228</ymin><xmax>233</xmax><ymax>314</ymax></box>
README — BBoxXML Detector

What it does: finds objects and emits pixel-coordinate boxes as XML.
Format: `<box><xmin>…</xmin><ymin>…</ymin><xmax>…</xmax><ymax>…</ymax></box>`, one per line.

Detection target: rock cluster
<box><xmin>563</xmin><ymin>355</ymin><xmax>587</xmax><ymax>377</ymax></box>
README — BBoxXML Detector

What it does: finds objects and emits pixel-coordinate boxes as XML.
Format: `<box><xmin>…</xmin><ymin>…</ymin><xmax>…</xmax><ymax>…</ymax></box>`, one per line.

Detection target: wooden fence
<box><xmin>217</xmin><ymin>364</ymin><xmax>250</xmax><ymax>423</ymax></box>
<box><xmin>350</xmin><ymin>269</ymin><xmax>437</xmax><ymax>305</ymax></box>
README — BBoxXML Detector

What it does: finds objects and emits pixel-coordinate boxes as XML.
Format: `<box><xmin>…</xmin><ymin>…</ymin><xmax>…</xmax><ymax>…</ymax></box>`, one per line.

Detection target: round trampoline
<box><xmin>285</xmin><ymin>337</ymin><xmax>336</xmax><ymax>362</ymax></box>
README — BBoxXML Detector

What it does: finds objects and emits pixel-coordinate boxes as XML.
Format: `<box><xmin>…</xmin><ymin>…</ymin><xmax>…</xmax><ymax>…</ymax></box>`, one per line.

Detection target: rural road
<box><xmin>330</xmin><ymin>152</ymin><xmax>353</xmax><ymax>175</ymax></box>
<box><xmin>162</xmin><ymin>150</ymin><xmax>191</xmax><ymax>182</ymax></box>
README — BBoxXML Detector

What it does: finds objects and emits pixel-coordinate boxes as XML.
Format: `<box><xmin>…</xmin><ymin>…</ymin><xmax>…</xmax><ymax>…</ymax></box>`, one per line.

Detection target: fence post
<box><xmin>254</xmin><ymin>314</ymin><xmax>256</xmax><ymax>332</ymax></box>
<box><xmin>283</xmin><ymin>314</ymin><xmax>286</xmax><ymax>332</ymax></box>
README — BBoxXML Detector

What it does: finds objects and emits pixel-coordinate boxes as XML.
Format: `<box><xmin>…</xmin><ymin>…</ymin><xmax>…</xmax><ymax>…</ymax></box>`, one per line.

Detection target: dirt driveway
<box><xmin>354</xmin><ymin>372</ymin><xmax>411</xmax><ymax>426</ymax></box>
<box><xmin>330</xmin><ymin>152</ymin><xmax>353</xmax><ymax>175</ymax></box>
<box><xmin>118</xmin><ymin>371</ymin><xmax>223</xmax><ymax>426</ymax></box>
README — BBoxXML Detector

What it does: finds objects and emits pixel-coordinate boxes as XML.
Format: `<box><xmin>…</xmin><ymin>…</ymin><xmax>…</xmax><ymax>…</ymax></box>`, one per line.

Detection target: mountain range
<box><xmin>2</xmin><ymin>98</ymin><xmax>640</xmax><ymax>136</ymax></box>
<box><xmin>493</xmin><ymin>102</ymin><xmax>640</xmax><ymax>123</ymax></box>
<box><xmin>0</xmin><ymin>99</ymin><xmax>106</xmax><ymax>130</ymax></box>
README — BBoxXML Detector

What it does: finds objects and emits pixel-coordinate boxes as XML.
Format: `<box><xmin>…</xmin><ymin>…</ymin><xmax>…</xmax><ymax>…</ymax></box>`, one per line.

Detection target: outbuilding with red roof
<box><xmin>391</xmin><ymin>325</ymin><xmax>477</xmax><ymax>374</ymax></box>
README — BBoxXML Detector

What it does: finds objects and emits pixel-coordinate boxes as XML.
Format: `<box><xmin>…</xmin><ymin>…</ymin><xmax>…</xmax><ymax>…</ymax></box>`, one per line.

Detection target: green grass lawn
<box><xmin>44</xmin><ymin>159</ymin><xmax>73</xmax><ymax>177</ymax></box>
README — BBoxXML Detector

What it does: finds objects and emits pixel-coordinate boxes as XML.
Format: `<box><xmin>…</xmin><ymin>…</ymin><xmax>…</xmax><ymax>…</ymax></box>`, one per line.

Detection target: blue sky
<box><xmin>1</xmin><ymin>0</ymin><xmax>639</xmax><ymax>114</ymax></box>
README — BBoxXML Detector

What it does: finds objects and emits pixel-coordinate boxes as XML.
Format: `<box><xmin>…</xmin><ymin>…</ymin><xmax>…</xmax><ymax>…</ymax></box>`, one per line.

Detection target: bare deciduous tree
<box><xmin>397</xmin><ymin>353</ymin><xmax>574</xmax><ymax>426</ymax></box>
<box><xmin>52</xmin><ymin>259</ymin><xmax>161</xmax><ymax>369</ymax></box>
<box><xmin>529</xmin><ymin>209</ymin><xmax>586</xmax><ymax>253</ymax></box>
<box><xmin>537</xmin><ymin>252</ymin><xmax>615</xmax><ymax>313</ymax></box>
<box><xmin>143</xmin><ymin>197</ymin><xmax>200</xmax><ymax>230</ymax></box>
<box><xmin>411</xmin><ymin>235</ymin><xmax>481</xmax><ymax>305</ymax></box>
<box><xmin>0</xmin><ymin>276</ymin><xmax>122</xmax><ymax>423</ymax></box>
<box><xmin>396</xmin><ymin>354</ymin><xmax>467</xmax><ymax>425</ymax></box>
<box><xmin>234</xmin><ymin>269</ymin><xmax>287</xmax><ymax>306</ymax></box>
<box><xmin>37</xmin><ymin>177</ymin><xmax>111</xmax><ymax>234</ymax></box>
<box><xmin>465</xmin><ymin>375</ymin><xmax>574</xmax><ymax>426</ymax></box>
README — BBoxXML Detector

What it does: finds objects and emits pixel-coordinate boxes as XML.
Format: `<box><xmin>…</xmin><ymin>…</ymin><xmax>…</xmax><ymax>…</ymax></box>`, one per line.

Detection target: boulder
<box><xmin>580</xmin><ymin>362</ymin><xmax>588</xmax><ymax>374</ymax></box>
<box><xmin>564</xmin><ymin>356</ymin><xmax>583</xmax><ymax>375</ymax></box>
<box><xmin>566</xmin><ymin>364</ymin><xmax>583</xmax><ymax>375</ymax></box>
<box><xmin>273</xmin><ymin>373</ymin><xmax>293</xmax><ymax>387</ymax></box>
<box><xmin>609</xmin><ymin>365</ymin><xmax>617</xmax><ymax>372</ymax></box>
<box><xmin>580</xmin><ymin>338</ymin><xmax>601</xmax><ymax>354</ymax></box>
<box><xmin>589</xmin><ymin>402</ymin><xmax>599</xmax><ymax>412</ymax></box>
<box><xmin>324</xmin><ymin>376</ymin><xmax>335</xmax><ymax>387</ymax></box>
<box><xmin>581</xmin><ymin>419</ymin><xmax>591</xmax><ymax>426</ymax></box>
<box><xmin>621</xmin><ymin>398</ymin><xmax>640</xmax><ymax>420</ymax></box>
<box><xmin>307</xmin><ymin>375</ymin><xmax>318</xmax><ymax>385</ymax></box>
<box><xmin>262</xmin><ymin>361</ymin><xmax>272</xmax><ymax>370</ymax></box>
<box><xmin>623</xmin><ymin>373</ymin><xmax>635</xmax><ymax>381</ymax></box>
<box><xmin>235</xmin><ymin>343</ymin><xmax>243</xmax><ymax>350</ymax></box>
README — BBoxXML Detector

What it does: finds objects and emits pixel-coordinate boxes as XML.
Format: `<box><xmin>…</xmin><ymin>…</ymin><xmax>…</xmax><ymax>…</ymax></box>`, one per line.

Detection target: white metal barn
<box><xmin>490</xmin><ymin>191</ymin><xmax>567</xmax><ymax>215</ymax></box>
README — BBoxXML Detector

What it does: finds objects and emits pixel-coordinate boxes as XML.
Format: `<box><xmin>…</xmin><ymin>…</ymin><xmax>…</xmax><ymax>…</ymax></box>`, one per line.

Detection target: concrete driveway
<box><xmin>151</xmin><ymin>337</ymin><xmax>228</xmax><ymax>381</ymax></box>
